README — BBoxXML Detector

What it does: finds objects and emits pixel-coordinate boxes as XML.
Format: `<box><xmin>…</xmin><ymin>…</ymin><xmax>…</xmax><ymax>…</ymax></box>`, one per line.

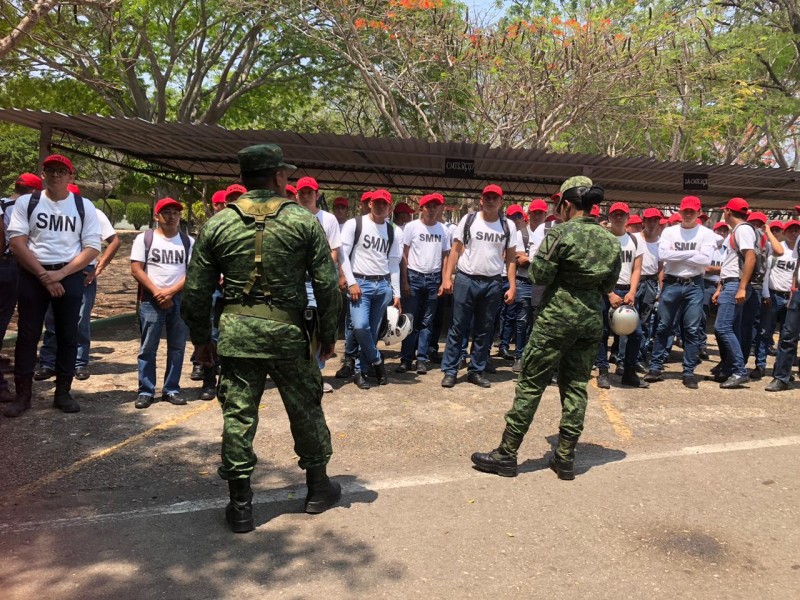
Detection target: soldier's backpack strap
<box><xmin>228</xmin><ymin>195</ymin><xmax>293</xmax><ymax>303</ymax></box>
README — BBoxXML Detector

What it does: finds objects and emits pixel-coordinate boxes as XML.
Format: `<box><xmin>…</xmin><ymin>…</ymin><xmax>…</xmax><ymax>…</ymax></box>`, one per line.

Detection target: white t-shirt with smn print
<box><xmin>131</xmin><ymin>230</ymin><xmax>194</xmax><ymax>289</ymax></box>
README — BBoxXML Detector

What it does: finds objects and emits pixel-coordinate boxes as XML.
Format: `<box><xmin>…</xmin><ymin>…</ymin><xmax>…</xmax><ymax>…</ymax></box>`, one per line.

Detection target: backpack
<box><xmin>26</xmin><ymin>190</ymin><xmax>85</xmax><ymax>232</ymax></box>
<box><xmin>137</xmin><ymin>228</ymin><xmax>192</xmax><ymax>300</ymax></box>
<box><xmin>349</xmin><ymin>215</ymin><xmax>395</xmax><ymax>262</ymax></box>
<box><xmin>462</xmin><ymin>212</ymin><xmax>511</xmax><ymax>251</ymax></box>
<box><xmin>729</xmin><ymin>222</ymin><xmax>765</xmax><ymax>284</ymax></box>
<box><xmin>519</xmin><ymin>224</ymin><xmax>530</xmax><ymax>252</ymax></box>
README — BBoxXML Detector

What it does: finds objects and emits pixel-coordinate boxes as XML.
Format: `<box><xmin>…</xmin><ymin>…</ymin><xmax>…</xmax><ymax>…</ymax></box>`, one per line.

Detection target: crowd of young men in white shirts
<box><xmin>1</xmin><ymin>157</ymin><xmax>800</xmax><ymax>419</ymax></box>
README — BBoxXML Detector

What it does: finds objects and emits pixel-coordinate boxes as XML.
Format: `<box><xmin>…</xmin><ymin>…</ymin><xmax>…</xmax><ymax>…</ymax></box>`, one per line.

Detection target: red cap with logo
<box><xmin>747</xmin><ymin>211</ymin><xmax>767</xmax><ymax>224</ymax></box>
<box><xmin>482</xmin><ymin>184</ymin><xmax>503</xmax><ymax>197</ymax></box>
<box><xmin>527</xmin><ymin>199</ymin><xmax>548</xmax><ymax>213</ymax></box>
<box><xmin>296</xmin><ymin>177</ymin><xmax>319</xmax><ymax>191</ymax></box>
<box><xmin>590</xmin><ymin>205</ymin><xmax>601</xmax><ymax>217</ymax></box>
<box><xmin>713</xmin><ymin>221</ymin><xmax>729</xmax><ymax>232</ymax></box>
<box><xmin>659</xmin><ymin>218</ymin><xmax>669</xmax><ymax>226</ymax></box>
<box><xmin>67</xmin><ymin>183</ymin><xmax>80</xmax><ymax>194</ymax></box>
<box><xmin>668</xmin><ymin>213</ymin><xmax>683</xmax><ymax>224</ymax></box>
<box><xmin>226</xmin><ymin>184</ymin><xmax>247</xmax><ymax>197</ymax></box>
<box><xmin>420</xmin><ymin>193</ymin><xmax>444</xmax><ymax>207</ymax></box>
<box><xmin>506</xmin><ymin>204</ymin><xmax>525</xmax><ymax>218</ymax></box>
<box><xmin>43</xmin><ymin>154</ymin><xmax>74</xmax><ymax>174</ymax></box>
<box><xmin>609</xmin><ymin>202</ymin><xmax>629</xmax><ymax>214</ymax></box>
<box><xmin>767</xmin><ymin>220</ymin><xmax>784</xmax><ymax>230</ymax></box>
<box><xmin>783</xmin><ymin>219</ymin><xmax>800</xmax><ymax>229</ymax></box>
<box><xmin>360</xmin><ymin>191</ymin><xmax>373</xmax><ymax>203</ymax></box>
<box><xmin>15</xmin><ymin>173</ymin><xmax>43</xmax><ymax>191</ymax></box>
<box><xmin>155</xmin><ymin>197</ymin><xmax>183</xmax><ymax>214</ymax></box>
<box><xmin>679</xmin><ymin>196</ymin><xmax>701</xmax><ymax>211</ymax></box>
<box><xmin>628</xmin><ymin>214</ymin><xmax>643</xmax><ymax>225</ymax></box>
<box><xmin>724</xmin><ymin>197</ymin><xmax>749</xmax><ymax>212</ymax></box>
<box><xmin>699</xmin><ymin>213</ymin><xmax>710</xmax><ymax>223</ymax></box>
<box><xmin>371</xmin><ymin>189</ymin><xmax>392</xmax><ymax>203</ymax></box>
<box><xmin>332</xmin><ymin>196</ymin><xmax>349</xmax><ymax>208</ymax></box>
<box><xmin>212</xmin><ymin>190</ymin><xmax>228</xmax><ymax>205</ymax></box>
<box><xmin>394</xmin><ymin>202</ymin><xmax>414</xmax><ymax>215</ymax></box>
<box><xmin>285</xmin><ymin>184</ymin><xmax>297</xmax><ymax>196</ymax></box>
<box><xmin>642</xmin><ymin>207</ymin><xmax>663</xmax><ymax>219</ymax></box>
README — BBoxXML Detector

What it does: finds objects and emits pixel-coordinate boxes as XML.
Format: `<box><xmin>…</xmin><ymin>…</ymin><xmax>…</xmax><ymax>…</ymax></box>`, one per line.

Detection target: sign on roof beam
<box><xmin>445</xmin><ymin>159</ymin><xmax>475</xmax><ymax>178</ymax></box>
<box><xmin>683</xmin><ymin>173</ymin><xmax>709</xmax><ymax>191</ymax></box>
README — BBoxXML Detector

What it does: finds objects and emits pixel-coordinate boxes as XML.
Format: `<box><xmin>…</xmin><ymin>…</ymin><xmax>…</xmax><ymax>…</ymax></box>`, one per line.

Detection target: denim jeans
<box><xmin>761</xmin><ymin>291</ymin><xmax>790</xmax><ymax>362</ymax></box>
<box><xmin>137</xmin><ymin>294</ymin><xmax>188</xmax><ymax>396</ymax></box>
<box><xmin>15</xmin><ymin>268</ymin><xmax>84</xmax><ymax>378</ymax></box>
<box><xmin>700</xmin><ymin>279</ymin><xmax>718</xmax><ymax>351</ymax></box>
<box><xmin>349</xmin><ymin>277</ymin><xmax>393</xmax><ymax>373</ymax></box>
<box><xmin>772</xmin><ymin>290</ymin><xmax>799</xmax><ymax>383</ymax></box>
<box><xmin>618</xmin><ymin>278</ymin><xmax>659</xmax><ymax>364</ymax></box>
<box><xmin>441</xmin><ymin>273</ymin><xmax>503</xmax><ymax>376</ymax></box>
<box><xmin>597</xmin><ymin>286</ymin><xmax>642</xmax><ymax>370</ymax></box>
<box><xmin>40</xmin><ymin>265</ymin><xmax>96</xmax><ymax>369</ymax></box>
<box><xmin>649</xmin><ymin>277</ymin><xmax>704</xmax><ymax>376</ymax></box>
<box><xmin>0</xmin><ymin>257</ymin><xmax>18</xmax><ymax>353</ymax></box>
<box><xmin>400</xmin><ymin>270</ymin><xmax>441</xmax><ymax>363</ymax></box>
<box><xmin>713</xmin><ymin>281</ymin><xmax>749</xmax><ymax>378</ymax></box>
<box><xmin>740</xmin><ymin>284</ymin><xmax>762</xmax><ymax>368</ymax></box>
<box><xmin>513</xmin><ymin>278</ymin><xmax>533</xmax><ymax>359</ymax></box>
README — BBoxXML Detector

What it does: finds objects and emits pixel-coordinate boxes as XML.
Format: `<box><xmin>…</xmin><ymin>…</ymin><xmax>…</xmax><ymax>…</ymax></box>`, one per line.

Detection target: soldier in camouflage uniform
<box><xmin>471</xmin><ymin>177</ymin><xmax>621</xmax><ymax>480</ymax></box>
<box><xmin>182</xmin><ymin>144</ymin><xmax>341</xmax><ymax>533</ymax></box>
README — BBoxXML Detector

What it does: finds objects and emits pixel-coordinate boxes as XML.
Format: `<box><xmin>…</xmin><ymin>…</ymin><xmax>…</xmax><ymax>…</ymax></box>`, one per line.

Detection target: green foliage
<box><xmin>190</xmin><ymin>201</ymin><xmax>209</xmax><ymax>228</ymax></box>
<box><xmin>125</xmin><ymin>202</ymin><xmax>152</xmax><ymax>230</ymax></box>
<box><xmin>94</xmin><ymin>198</ymin><xmax>126</xmax><ymax>226</ymax></box>
<box><xmin>0</xmin><ymin>124</ymin><xmax>38</xmax><ymax>195</ymax></box>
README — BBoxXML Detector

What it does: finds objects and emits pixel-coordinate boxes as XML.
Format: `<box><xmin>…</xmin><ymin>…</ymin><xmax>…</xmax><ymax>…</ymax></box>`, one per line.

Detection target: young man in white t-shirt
<box><xmin>340</xmin><ymin>188</ymin><xmax>403</xmax><ymax>389</ymax></box>
<box><xmin>644</xmin><ymin>196</ymin><xmax>716</xmax><ymax>389</ymax></box>
<box><xmin>700</xmin><ymin>221</ymin><xmax>729</xmax><ymax>359</ymax></box>
<box><xmin>766</xmin><ymin>220</ymin><xmax>800</xmax><ymax>391</ymax></box>
<box><xmin>710</xmin><ymin>197</ymin><xmax>758</xmax><ymax>388</ymax></box>
<box><xmin>631</xmin><ymin>207</ymin><xmax>663</xmax><ymax>365</ymax></box>
<box><xmin>131</xmin><ymin>197</ymin><xmax>195</xmax><ymax>408</ymax></box>
<box><xmin>6</xmin><ymin>155</ymin><xmax>101</xmax><ymax>417</ymax></box>
<box><xmin>397</xmin><ymin>193</ymin><xmax>451</xmax><ymax>374</ymax></box>
<box><xmin>439</xmin><ymin>184</ymin><xmax>517</xmax><ymax>389</ymax></box>
<box><xmin>596</xmin><ymin>202</ymin><xmax>648</xmax><ymax>389</ymax></box>
<box><xmin>37</xmin><ymin>202</ymin><xmax>120</xmax><ymax>381</ymax></box>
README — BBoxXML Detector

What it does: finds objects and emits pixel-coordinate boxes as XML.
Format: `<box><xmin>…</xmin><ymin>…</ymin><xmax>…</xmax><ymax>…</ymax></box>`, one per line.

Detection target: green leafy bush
<box><xmin>125</xmin><ymin>202</ymin><xmax>152</xmax><ymax>230</ymax></box>
<box><xmin>94</xmin><ymin>198</ymin><xmax>126</xmax><ymax>226</ymax></box>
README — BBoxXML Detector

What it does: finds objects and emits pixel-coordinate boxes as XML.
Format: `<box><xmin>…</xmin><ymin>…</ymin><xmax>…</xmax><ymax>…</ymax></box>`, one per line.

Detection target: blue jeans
<box><xmin>618</xmin><ymin>278</ymin><xmax>658</xmax><ymax>364</ymax></box>
<box><xmin>441</xmin><ymin>273</ymin><xmax>503</xmax><ymax>376</ymax></box>
<box><xmin>761</xmin><ymin>291</ymin><xmax>790</xmax><ymax>360</ymax></box>
<box><xmin>349</xmin><ymin>278</ymin><xmax>393</xmax><ymax>373</ymax></box>
<box><xmin>740</xmin><ymin>284</ymin><xmax>762</xmax><ymax>368</ymax></box>
<box><xmin>700</xmin><ymin>279</ymin><xmax>717</xmax><ymax>351</ymax></box>
<box><xmin>649</xmin><ymin>277</ymin><xmax>704</xmax><ymax>376</ymax></box>
<box><xmin>772</xmin><ymin>290</ymin><xmax>799</xmax><ymax>383</ymax></box>
<box><xmin>137</xmin><ymin>294</ymin><xmax>188</xmax><ymax>396</ymax></box>
<box><xmin>597</xmin><ymin>286</ymin><xmax>642</xmax><ymax>370</ymax></box>
<box><xmin>40</xmin><ymin>265</ymin><xmax>96</xmax><ymax>369</ymax></box>
<box><xmin>400</xmin><ymin>270</ymin><xmax>441</xmax><ymax>363</ymax></box>
<box><xmin>511</xmin><ymin>278</ymin><xmax>533</xmax><ymax>359</ymax></box>
<box><xmin>713</xmin><ymin>281</ymin><xmax>749</xmax><ymax>378</ymax></box>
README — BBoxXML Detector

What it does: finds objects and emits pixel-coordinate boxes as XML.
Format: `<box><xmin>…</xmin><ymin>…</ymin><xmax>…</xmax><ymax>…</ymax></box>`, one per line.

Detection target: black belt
<box><xmin>615</xmin><ymin>284</ymin><xmax>631</xmax><ymax>291</ymax></box>
<box><xmin>770</xmin><ymin>289</ymin><xmax>792</xmax><ymax>299</ymax></box>
<box><xmin>720</xmin><ymin>277</ymin><xmax>739</xmax><ymax>285</ymax></box>
<box><xmin>664</xmin><ymin>274</ymin><xmax>703</xmax><ymax>285</ymax></box>
<box><xmin>408</xmin><ymin>269</ymin><xmax>441</xmax><ymax>278</ymax></box>
<box><xmin>516</xmin><ymin>275</ymin><xmax>531</xmax><ymax>282</ymax></box>
<box><xmin>41</xmin><ymin>262</ymin><xmax>68</xmax><ymax>271</ymax></box>
<box><xmin>641</xmin><ymin>274</ymin><xmax>659</xmax><ymax>281</ymax></box>
<box><xmin>354</xmin><ymin>273</ymin><xmax>390</xmax><ymax>282</ymax></box>
<box><xmin>703</xmin><ymin>278</ymin><xmax>718</xmax><ymax>285</ymax></box>
<box><xmin>461</xmin><ymin>273</ymin><xmax>502</xmax><ymax>282</ymax></box>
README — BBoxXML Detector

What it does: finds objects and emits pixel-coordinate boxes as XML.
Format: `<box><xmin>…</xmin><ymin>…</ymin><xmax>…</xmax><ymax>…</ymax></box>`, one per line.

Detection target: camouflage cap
<box><xmin>560</xmin><ymin>176</ymin><xmax>593</xmax><ymax>194</ymax></box>
<box><xmin>238</xmin><ymin>144</ymin><xmax>297</xmax><ymax>174</ymax></box>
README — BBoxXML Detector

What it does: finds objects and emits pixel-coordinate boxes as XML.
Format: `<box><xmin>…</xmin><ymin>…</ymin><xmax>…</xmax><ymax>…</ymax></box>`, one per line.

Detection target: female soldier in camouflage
<box><xmin>471</xmin><ymin>176</ymin><xmax>621</xmax><ymax>480</ymax></box>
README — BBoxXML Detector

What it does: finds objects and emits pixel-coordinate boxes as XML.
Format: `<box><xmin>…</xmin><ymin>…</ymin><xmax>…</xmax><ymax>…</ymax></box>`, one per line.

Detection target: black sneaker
<box><xmin>699</xmin><ymin>349</ymin><xmax>710</xmax><ymax>360</ymax></box>
<box><xmin>354</xmin><ymin>372</ymin><xmax>371</xmax><ymax>390</ymax></box>
<box><xmin>512</xmin><ymin>358</ymin><xmax>523</xmax><ymax>373</ymax></box>
<box><xmin>596</xmin><ymin>369</ymin><xmax>611</xmax><ymax>389</ymax></box>
<box><xmin>416</xmin><ymin>360</ymin><xmax>429</xmax><ymax>375</ymax></box>
<box><xmin>162</xmin><ymin>392</ymin><xmax>187</xmax><ymax>405</ymax></box>
<box><xmin>498</xmin><ymin>348</ymin><xmax>515</xmax><ymax>361</ymax></box>
<box><xmin>458</xmin><ymin>358</ymin><xmax>468</xmax><ymax>370</ymax></box>
<box><xmin>682</xmin><ymin>375</ymin><xmax>699</xmax><ymax>389</ymax></box>
<box><xmin>74</xmin><ymin>366</ymin><xmax>90</xmax><ymax>380</ymax></box>
<box><xmin>643</xmin><ymin>370</ymin><xmax>663</xmax><ymax>383</ymax></box>
<box><xmin>135</xmin><ymin>394</ymin><xmax>153</xmax><ymax>409</ymax></box>
<box><xmin>190</xmin><ymin>364</ymin><xmax>204</xmax><ymax>381</ymax></box>
<box><xmin>467</xmin><ymin>372</ymin><xmax>491</xmax><ymax>388</ymax></box>
<box><xmin>614</xmin><ymin>364</ymin><xmax>625</xmax><ymax>376</ymax></box>
<box><xmin>441</xmin><ymin>374</ymin><xmax>456</xmax><ymax>388</ymax></box>
<box><xmin>199</xmin><ymin>386</ymin><xmax>216</xmax><ymax>401</ymax></box>
<box><xmin>720</xmin><ymin>374</ymin><xmax>750</xmax><ymax>389</ymax></box>
<box><xmin>765</xmin><ymin>378</ymin><xmax>789</xmax><ymax>392</ymax></box>
<box><xmin>335</xmin><ymin>361</ymin><xmax>355</xmax><ymax>379</ymax></box>
<box><xmin>395</xmin><ymin>361</ymin><xmax>413</xmax><ymax>374</ymax></box>
<box><xmin>34</xmin><ymin>365</ymin><xmax>56</xmax><ymax>381</ymax></box>
<box><xmin>749</xmin><ymin>367</ymin><xmax>765</xmax><ymax>381</ymax></box>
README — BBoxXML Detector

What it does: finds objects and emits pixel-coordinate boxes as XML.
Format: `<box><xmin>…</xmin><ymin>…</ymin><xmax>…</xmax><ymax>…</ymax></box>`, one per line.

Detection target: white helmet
<box><xmin>379</xmin><ymin>306</ymin><xmax>413</xmax><ymax>345</ymax></box>
<box><xmin>609</xmin><ymin>305</ymin><xmax>640</xmax><ymax>336</ymax></box>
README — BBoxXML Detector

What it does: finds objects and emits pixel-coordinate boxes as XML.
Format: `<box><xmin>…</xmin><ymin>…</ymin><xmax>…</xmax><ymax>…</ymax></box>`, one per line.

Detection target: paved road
<box><xmin>0</xmin><ymin>325</ymin><xmax>798</xmax><ymax>599</ymax></box>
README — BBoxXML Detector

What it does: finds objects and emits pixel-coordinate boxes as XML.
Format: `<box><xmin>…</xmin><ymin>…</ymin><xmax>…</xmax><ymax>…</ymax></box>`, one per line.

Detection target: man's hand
<box><xmin>46</xmin><ymin>282</ymin><xmax>65</xmax><ymax>298</ymax></box>
<box><xmin>438</xmin><ymin>278</ymin><xmax>453</xmax><ymax>296</ymax></box>
<box><xmin>712</xmin><ymin>289</ymin><xmax>720</xmax><ymax>305</ymax></box>
<box><xmin>735</xmin><ymin>288</ymin><xmax>747</xmax><ymax>304</ymax></box>
<box><xmin>157</xmin><ymin>297</ymin><xmax>174</xmax><ymax>309</ymax></box>
<box><xmin>348</xmin><ymin>283</ymin><xmax>362</xmax><ymax>302</ymax></box>
<box><xmin>38</xmin><ymin>270</ymin><xmax>63</xmax><ymax>286</ymax></box>
<box><xmin>503</xmin><ymin>286</ymin><xmax>515</xmax><ymax>305</ymax></box>
<box><xmin>401</xmin><ymin>280</ymin><xmax>411</xmax><ymax>297</ymax></box>
<box><xmin>319</xmin><ymin>341</ymin><xmax>336</xmax><ymax>362</ymax></box>
<box><xmin>762</xmin><ymin>297</ymin><xmax>772</xmax><ymax>307</ymax></box>
<box><xmin>338</xmin><ymin>273</ymin><xmax>348</xmax><ymax>292</ymax></box>
<box><xmin>623</xmin><ymin>292</ymin><xmax>636</xmax><ymax>305</ymax></box>
<box><xmin>83</xmin><ymin>269</ymin><xmax>96</xmax><ymax>286</ymax></box>
<box><xmin>152</xmin><ymin>289</ymin><xmax>172</xmax><ymax>304</ymax></box>
<box><xmin>608</xmin><ymin>292</ymin><xmax>624</xmax><ymax>308</ymax></box>
<box><xmin>393</xmin><ymin>296</ymin><xmax>402</xmax><ymax>312</ymax></box>
<box><xmin>194</xmin><ymin>342</ymin><xmax>218</xmax><ymax>368</ymax></box>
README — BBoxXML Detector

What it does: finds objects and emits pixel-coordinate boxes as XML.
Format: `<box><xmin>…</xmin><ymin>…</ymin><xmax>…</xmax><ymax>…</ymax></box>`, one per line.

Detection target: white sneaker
<box><xmin>323</xmin><ymin>382</ymin><xmax>333</xmax><ymax>393</ymax></box>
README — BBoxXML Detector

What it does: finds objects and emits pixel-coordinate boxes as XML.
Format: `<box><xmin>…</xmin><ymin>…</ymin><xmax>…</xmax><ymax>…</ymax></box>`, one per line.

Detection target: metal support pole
<box><xmin>38</xmin><ymin>125</ymin><xmax>52</xmax><ymax>171</ymax></box>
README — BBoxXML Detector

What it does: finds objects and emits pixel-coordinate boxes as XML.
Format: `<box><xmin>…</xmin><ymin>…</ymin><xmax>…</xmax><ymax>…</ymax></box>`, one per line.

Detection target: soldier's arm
<box><xmin>307</xmin><ymin>220</ymin><xmax>341</xmax><ymax>347</ymax></box>
<box><xmin>181</xmin><ymin>226</ymin><xmax>220</xmax><ymax>346</ymax></box>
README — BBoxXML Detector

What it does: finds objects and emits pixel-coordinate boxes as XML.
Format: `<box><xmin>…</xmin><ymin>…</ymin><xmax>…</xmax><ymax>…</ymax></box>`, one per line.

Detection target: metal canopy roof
<box><xmin>2</xmin><ymin>108</ymin><xmax>799</xmax><ymax>210</ymax></box>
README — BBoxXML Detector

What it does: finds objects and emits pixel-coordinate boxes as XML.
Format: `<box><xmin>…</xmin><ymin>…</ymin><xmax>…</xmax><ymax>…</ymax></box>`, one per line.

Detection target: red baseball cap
<box><xmin>668</xmin><ymin>213</ymin><xmax>682</xmax><ymax>224</ymax></box>
<box><xmin>609</xmin><ymin>202</ymin><xmax>629</xmax><ymax>214</ymax></box>
<box><xmin>527</xmin><ymin>199</ymin><xmax>548</xmax><ymax>213</ymax></box>
<box><xmin>767</xmin><ymin>220</ymin><xmax>784</xmax><ymax>230</ymax></box>
<box><xmin>747</xmin><ymin>211</ymin><xmax>767</xmax><ymax>224</ymax></box>
<box><xmin>226</xmin><ymin>184</ymin><xmax>247</xmax><ymax>197</ymax></box>
<box><xmin>724</xmin><ymin>197</ymin><xmax>749</xmax><ymax>212</ymax></box>
<box><xmin>698</xmin><ymin>213</ymin><xmax>709</xmax><ymax>222</ymax></box>
<box><xmin>212</xmin><ymin>190</ymin><xmax>228</xmax><ymax>205</ymax></box>
<box><xmin>642</xmin><ymin>207</ymin><xmax>663</xmax><ymax>219</ymax></box>
<box><xmin>43</xmin><ymin>154</ymin><xmax>74</xmax><ymax>174</ymax></box>
<box><xmin>506</xmin><ymin>204</ymin><xmax>525</xmax><ymax>218</ymax></box>
<box><xmin>394</xmin><ymin>202</ymin><xmax>414</xmax><ymax>215</ymax></box>
<box><xmin>360</xmin><ymin>191</ymin><xmax>373</xmax><ymax>203</ymax></box>
<box><xmin>482</xmin><ymin>184</ymin><xmax>503</xmax><ymax>197</ymax></box>
<box><xmin>296</xmin><ymin>176</ymin><xmax>319</xmax><ymax>191</ymax></box>
<box><xmin>285</xmin><ymin>184</ymin><xmax>297</xmax><ymax>196</ymax></box>
<box><xmin>67</xmin><ymin>183</ymin><xmax>80</xmax><ymax>194</ymax></box>
<box><xmin>679</xmin><ymin>196</ymin><xmax>701</xmax><ymax>211</ymax></box>
<box><xmin>155</xmin><ymin>197</ymin><xmax>183</xmax><ymax>214</ymax></box>
<box><xmin>713</xmin><ymin>221</ymin><xmax>729</xmax><ymax>232</ymax></box>
<box><xmin>545</xmin><ymin>214</ymin><xmax>560</xmax><ymax>222</ymax></box>
<box><xmin>628</xmin><ymin>214</ymin><xmax>643</xmax><ymax>225</ymax></box>
<box><xmin>15</xmin><ymin>173</ymin><xmax>42</xmax><ymax>190</ymax></box>
<box><xmin>783</xmin><ymin>219</ymin><xmax>800</xmax><ymax>230</ymax></box>
<box><xmin>659</xmin><ymin>218</ymin><xmax>669</xmax><ymax>226</ymax></box>
<box><xmin>794</xmin><ymin>205</ymin><xmax>800</xmax><ymax>213</ymax></box>
<box><xmin>371</xmin><ymin>189</ymin><xmax>392</xmax><ymax>203</ymax></box>
<box><xmin>332</xmin><ymin>196</ymin><xmax>349</xmax><ymax>208</ymax></box>
<box><xmin>590</xmin><ymin>205</ymin><xmax>601</xmax><ymax>217</ymax></box>
<box><xmin>420</xmin><ymin>194</ymin><xmax>443</xmax><ymax>207</ymax></box>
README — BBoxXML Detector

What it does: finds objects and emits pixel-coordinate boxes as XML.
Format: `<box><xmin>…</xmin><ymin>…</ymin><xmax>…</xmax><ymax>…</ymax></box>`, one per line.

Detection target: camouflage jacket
<box><xmin>182</xmin><ymin>190</ymin><xmax>340</xmax><ymax>359</ymax></box>
<box><xmin>530</xmin><ymin>216</ymin><xmax>621</xmax><ymax>338</ymax></box>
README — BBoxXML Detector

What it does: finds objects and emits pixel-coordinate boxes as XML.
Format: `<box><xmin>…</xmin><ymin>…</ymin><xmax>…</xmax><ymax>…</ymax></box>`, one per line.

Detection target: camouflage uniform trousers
<box><xmin>504</xmin><ymin>326</ymin><xmax>600</xmax><ymax>441</ymax></box>
<box><xmin>217</xmin><ymin>355</ymin><xmax>333</xmax><ymax>480</ymax></box>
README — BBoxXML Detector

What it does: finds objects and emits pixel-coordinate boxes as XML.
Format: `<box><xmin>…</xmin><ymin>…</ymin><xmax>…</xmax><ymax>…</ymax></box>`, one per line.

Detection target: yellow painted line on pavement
<box><xmin>591</xmin><ymin>379</ymin><xmax>634</xmax><ymax>442</ymax></box>
<box><xmin>1</xmin><ymin>402</ymin><xmax>215</xmax><ymax>505</ymax></box>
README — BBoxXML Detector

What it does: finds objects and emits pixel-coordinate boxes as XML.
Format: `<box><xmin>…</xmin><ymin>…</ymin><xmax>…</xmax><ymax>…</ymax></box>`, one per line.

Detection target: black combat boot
<box><xmin>335</xmin><ymin>355</ymin><xmax>355</xmax><ymax>379</ymax></box>
<box><xmin>304</xmin><ymin>465</ymin><xmax>342</xmax><ymax>514</ymax></box>
<box><xmin>3</xmin><ymin>376</ymin><xmax>33</xmax><ymax>418</ymax></box>
<box><xmin>373</xmin><ymin>360</ymin><xmax>388</xmax><ymax>385</ymax></box>
<box><xmin>549</xmin><ymin>430</ymin><xmax>579</xmax><ymax>480</ymax></box>
<box><xmin>470</xmin><ymin>427</ymin><xmax>523</xmax><ymax>477</ymax></box>
<box><xmin>596</xmin><ymin>368</ymin><xmax>611</xmax><ymax>389</ymax></box>
<box><xmin>226</xmin><ymin>478</ymin><xmax>254</xmax><ymax>533</ymax></box>
<box><xmin>53</xmin><ymin>375</ymin><xmax>80</xmax><ymax>413</ymax></box>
